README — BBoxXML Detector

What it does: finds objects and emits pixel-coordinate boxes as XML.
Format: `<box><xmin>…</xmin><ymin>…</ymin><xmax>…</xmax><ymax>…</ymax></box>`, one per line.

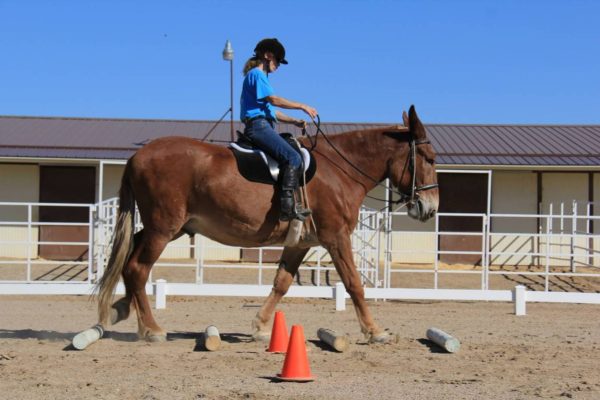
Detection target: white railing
<box><xmin>0</xmin><ymin>201</ymin><xmax>96</xmax><ymax>284</ymax></box>
<box><xmin>383</xmin><ymin>210</ymin><xmax>599</xmax><ymax>292</ymax></box>
<box><xmin>1</xmin><ymin>199</ymin><xmax>599</xmax><ymax>310</ymax></box>
<box><xmin>91</xmin><ymin>203</ymin><xmax>378</xmax><ymax>288</ymax></box>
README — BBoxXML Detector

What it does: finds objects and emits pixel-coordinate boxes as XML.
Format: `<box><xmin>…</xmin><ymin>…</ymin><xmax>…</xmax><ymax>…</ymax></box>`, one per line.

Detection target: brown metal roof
<box><xmin>1</xmin><ymin>115</ymin><xmax>599</xmax><ymax>166</ymax></box>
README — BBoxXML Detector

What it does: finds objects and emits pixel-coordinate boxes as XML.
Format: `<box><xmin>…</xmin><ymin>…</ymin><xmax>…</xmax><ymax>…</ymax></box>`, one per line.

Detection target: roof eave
<box><xmin>438</xmin><ymin>163</ymin><xmax>600</xmax><ymax>171</ymax></box>
<box><xmin>0</xmin><ymin>156</ymin><xmax>126</xmax><ymax>164</ymax></box>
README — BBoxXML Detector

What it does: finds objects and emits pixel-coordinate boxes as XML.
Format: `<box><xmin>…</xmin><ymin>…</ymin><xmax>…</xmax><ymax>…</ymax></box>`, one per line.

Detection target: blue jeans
<box><xmin>244</xmin><ymin>118</ymin><xmax>302</xmax><ymax>169</ymax></box>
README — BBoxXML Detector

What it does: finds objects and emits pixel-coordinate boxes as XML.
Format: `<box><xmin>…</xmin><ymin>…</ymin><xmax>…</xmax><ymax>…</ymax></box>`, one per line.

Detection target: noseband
<box><xmin>397</xmin><ymin>136</ymin><xmax>439</xmax><ymax>206</ymax></box>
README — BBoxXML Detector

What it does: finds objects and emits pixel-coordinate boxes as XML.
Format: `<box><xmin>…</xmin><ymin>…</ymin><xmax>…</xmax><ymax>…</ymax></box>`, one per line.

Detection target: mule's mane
<box><xmin>303</xmin><ymin>124</ymin><xmax>413</xmax><ymax>191</ymax></box>
<box><xmin>314</xmin><ymin>125</ymin><xmax>411</xmax><ymax>152</ymax></box>
<box><xmin>327</xmin><ymin>124</ymin><xmax>408</xmax><ymax>138</ymax></box>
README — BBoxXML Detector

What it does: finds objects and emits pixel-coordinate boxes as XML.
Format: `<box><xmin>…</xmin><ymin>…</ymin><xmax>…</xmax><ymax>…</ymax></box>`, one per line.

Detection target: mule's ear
<box><xmin>402</xmin><ymin>110</ymin><xmax>409</xmax><ymax>127</ymax></box>
<box><xmin>408</xmin><ymin>105</ymin><xmax>426</xmax><ymax>139</ymax></box>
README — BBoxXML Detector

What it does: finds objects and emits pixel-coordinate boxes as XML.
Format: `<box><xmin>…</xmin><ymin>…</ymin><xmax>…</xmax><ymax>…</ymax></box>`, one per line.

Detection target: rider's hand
<box><xmin>302</xmin><ymin>104</ymin><xmax>318</xmax><ymax>120</ymax></box>
<box><xmin>294</xmin><ymin>119</ymin><xmax>307</xmax><ymax>129</ymax></box>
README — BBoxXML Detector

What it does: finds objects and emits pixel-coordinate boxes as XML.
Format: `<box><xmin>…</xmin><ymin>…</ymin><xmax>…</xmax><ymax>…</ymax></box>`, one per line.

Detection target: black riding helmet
<box><xmin>254</xmin><ymin>38</ymin><xmax>288</xmax><ymax>65</ymax></box>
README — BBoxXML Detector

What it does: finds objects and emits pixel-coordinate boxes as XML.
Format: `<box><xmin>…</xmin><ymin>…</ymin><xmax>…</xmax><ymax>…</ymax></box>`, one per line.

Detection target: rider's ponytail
<box><xmin>243</xmin><ymin>56</ymin><xmax>261</xmax><ymax>75</ymax></box>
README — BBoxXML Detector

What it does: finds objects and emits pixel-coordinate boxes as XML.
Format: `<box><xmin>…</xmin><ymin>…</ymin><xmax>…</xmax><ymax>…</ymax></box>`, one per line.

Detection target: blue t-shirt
<box><xmin>240</xmin><ymin>67</ymin><xmax>277</xmax><ymax>121</ymax></box>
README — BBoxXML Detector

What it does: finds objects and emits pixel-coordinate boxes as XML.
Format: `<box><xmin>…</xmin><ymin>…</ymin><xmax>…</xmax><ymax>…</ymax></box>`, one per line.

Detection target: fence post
<box><xmin>155</xmin><ymin>279</ymin><xmax>167</xmax><ymax>309</ymax></box>
<box><xmin>27</xmin><ymin>204</ymin><xmax>32</xmax><ymax>282</ymax></box>
<box><xmin>571</xmin><ymin>200</ymin><xmax>576</xmax><ymax>273</ymax></box>
<box><xmin>88</xmin><ymin>205</ymin><xmax>94</xmax><ymax>283</ymax></box>
<box><xmin>96</xmin><ymin>202</ymin><xmax>104</xmax><ymax>280</ymax></box>
<box><xmin>335</xmin><ymin>282</ymin><xmax>346</xmax><ymax>311</ymax></box>
<box><xmin>434</xmin><ymin>212</ymin><xmax>439</xmax><ymax>289</ymax></box>
<box><xmin>197</xmin><ymin>235</ymin><xmax>204</xmax><ymax>284</ymax></box>
<box><xmin>513</xmin><ymin>285</ymin><xmax>526</xmax><ymax>316</ymax></box>
<box><xmin>545</xmin><ymin>213</ymin><xmax>551</xmax><ymax>291</ymax></box>
<box><xmin>482</xmin><ymin>214</ymin><xmax>489</xmax><ymax>290</ymax></box>
<box><xmin>258</xmin><ymin>247</ymin><xmax>263</xmax><ymax>285</ymax></box>
<box><xmin>384</xmin><ymin>180</ymin><xmax>392</xmax><ymax>289</ymax></box>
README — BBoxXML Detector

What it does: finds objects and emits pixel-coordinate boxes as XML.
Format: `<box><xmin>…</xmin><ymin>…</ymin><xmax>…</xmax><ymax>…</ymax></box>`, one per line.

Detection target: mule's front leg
<box><xmin>327</xmin><ymin>237</ymin><xmax>391</xmax><ymax>343</ymax></box>
<box><xmin>252</xmin><ymin>247</ymin><xmax>309</xmax><ymax>341</ymax></box>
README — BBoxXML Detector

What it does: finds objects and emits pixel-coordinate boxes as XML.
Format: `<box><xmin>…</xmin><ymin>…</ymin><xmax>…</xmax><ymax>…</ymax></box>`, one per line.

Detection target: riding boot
<box><xmin>279</xmin><ymin>165</ymin><xmax>311</xmax><ymax>221</ymax></box>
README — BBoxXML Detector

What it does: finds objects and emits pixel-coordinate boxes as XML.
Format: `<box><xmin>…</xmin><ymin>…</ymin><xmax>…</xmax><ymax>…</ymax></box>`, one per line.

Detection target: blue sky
<box><xmin>0</xmin><ymin>0</ymin><xmax>598</xmax><ymax>124</ymax></box>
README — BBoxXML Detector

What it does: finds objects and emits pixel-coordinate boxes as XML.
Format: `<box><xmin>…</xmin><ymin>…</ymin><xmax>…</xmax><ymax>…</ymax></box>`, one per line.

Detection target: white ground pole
<box><xmin>513</xmin><ymin>285</ymin><xmax>526</xmax><ymax>316</ymax></box>
<box><xmin>72</xmin><ymin>324</ymin><xmax>104</xmax><ymax>350</ymax></box>
<box><xmin>203</xmin><ymin>325</ymin><xmax>221</xmax><ymax>351</ymax></box>
<box><xmin>426</xmin><ymin>327</ymin><xmax>460</xmax><ymax>353</ymax></box>
<box><xmin>317</xmin><ymin>328</ymin><xmax>350</xmax><ymax>352</ymax></box>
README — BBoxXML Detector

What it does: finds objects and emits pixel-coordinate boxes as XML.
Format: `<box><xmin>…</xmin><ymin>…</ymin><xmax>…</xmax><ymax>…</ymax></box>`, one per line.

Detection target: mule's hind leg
<box><xmin>252</xmin><ymin>247</ymin><xmax>309</xmax><ymax>341</ymax></box>
<box><xmin>122</xmin><ymin>230</ymin><xmax>172</xmax><ymax>341</ymax></box>
<box><xmin>104</xmin><ymin>230</ymin><xmax>153</xmax><ymax>326</ymax></box>
<box><xmin>104</xmin><ymin>231</ymin><xmax>147</xmax><ymax>326</ymax></box>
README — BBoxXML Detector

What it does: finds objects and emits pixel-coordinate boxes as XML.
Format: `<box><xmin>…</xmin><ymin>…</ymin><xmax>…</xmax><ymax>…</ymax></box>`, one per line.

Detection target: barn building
<box><xmin>0</xmin><ymin>115</ymin><xmax>598</xmax><ymax>267</ymax></box>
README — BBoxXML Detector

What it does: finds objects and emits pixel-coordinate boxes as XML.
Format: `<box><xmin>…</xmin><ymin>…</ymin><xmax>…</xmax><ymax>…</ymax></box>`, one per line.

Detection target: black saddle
<box><xmin>229</xmin><ymin>132</ymin><xmax>317</xmax><ymax>186</ymax></box>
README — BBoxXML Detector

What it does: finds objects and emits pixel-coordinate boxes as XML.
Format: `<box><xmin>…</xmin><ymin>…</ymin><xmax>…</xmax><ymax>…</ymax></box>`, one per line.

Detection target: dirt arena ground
<box><xmin>1</xmin><ymin>292</ymin><xmax>600</xmax><ymax>400</ymax></box>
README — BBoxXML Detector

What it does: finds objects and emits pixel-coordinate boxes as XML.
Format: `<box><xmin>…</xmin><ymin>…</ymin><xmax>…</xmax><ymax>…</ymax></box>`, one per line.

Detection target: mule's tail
<box><xmin>95</xmin><ymin>162</ymin><xmax>136</xmax><ymax>325</ymax></box>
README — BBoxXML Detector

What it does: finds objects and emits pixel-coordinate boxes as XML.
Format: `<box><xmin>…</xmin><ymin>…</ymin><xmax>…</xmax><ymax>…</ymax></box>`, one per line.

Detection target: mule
<box><xmin>96</xmin><ymin>105</ymin><xmax>439</xmax><ymax>343</ymax></box>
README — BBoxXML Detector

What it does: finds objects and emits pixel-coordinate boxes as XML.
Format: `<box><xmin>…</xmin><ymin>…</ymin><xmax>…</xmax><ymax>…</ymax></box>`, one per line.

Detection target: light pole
<box><xmin>222</xmin><ymin>40</ymin><xmax>234</xmax><ymax>141</ymax></box>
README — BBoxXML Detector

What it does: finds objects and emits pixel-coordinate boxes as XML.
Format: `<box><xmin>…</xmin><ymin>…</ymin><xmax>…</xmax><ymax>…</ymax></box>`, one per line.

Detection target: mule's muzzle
<box><xmin>407</xmin><ymin>198</ymin><xmax>437</xmax><ymax>222</ymax></box>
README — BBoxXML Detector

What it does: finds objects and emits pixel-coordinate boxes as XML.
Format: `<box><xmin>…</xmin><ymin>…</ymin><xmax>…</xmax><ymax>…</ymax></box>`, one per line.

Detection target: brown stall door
<box><xmin>438</xmin><ymin>173</ymin><xmax>487</xmax><ymax>265</ymax></box>
<box><xmin>39</xmin><ymin>166</ymin><xmax>95</xmax><ymax>260</ymax></box>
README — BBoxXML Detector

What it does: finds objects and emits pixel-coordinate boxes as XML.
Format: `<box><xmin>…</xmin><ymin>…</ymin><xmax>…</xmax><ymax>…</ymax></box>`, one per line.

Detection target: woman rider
<box><xmin>240</xmin><ymin>38</ymin><xmax>318</xmax><ymax>221</ymax></box>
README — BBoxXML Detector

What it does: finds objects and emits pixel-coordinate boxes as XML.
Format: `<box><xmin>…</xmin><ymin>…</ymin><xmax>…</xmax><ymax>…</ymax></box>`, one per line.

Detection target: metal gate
<box><xmin>352</xmin><ymin>207</ymin><xmax>382</xmax><ymax>287</ymax></box>
<box><xmin>94</xmin><ymin>200</ymin><xmax>382</xmax><ymax>288</ymax></box>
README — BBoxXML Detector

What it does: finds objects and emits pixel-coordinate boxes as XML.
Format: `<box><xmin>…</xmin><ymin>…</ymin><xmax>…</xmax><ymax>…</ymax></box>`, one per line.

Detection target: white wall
<box><xmin>489</xmin><ymin>171</ymin><xmax>537</xmax><ymax>266</ymax></box>
<box><xmin>541</xmin><ymin>173</ymin><xmax>588</xmax><ymax>214</ymax></box>
<box><xmin>0</xmin><ymin>164</ymin><xmax>40</xmax><ymax>258</ymax></box>
<box><xmin>0</xmin><ymin>163</ymin><xmax>39</xmax><ymax>219</ymax></box>
<box><xmin>101</xmin><ymin>164</ymin><xmax>125</xmax><ymax>201</ymax></box>
<box><xmin>491</xmin><ymin>170</ymin><xmax>537</xmax><ymax>216</ymax></box>
<box><xmin>389</xmin><ymin>232</ymin><xmax>436</xmax><ymax>263</ymax></box>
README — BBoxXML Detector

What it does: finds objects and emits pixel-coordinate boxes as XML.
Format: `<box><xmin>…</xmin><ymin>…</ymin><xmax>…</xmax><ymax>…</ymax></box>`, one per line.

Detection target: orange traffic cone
<box><xmin>276</xmin><ymin>325</ymin><xmax>315</xmax><ymax>382</ymax></box>
<box><xmin>267</xmin><ymin>311</ymin><xmax>289</xmax><ymax>353</ymax></box>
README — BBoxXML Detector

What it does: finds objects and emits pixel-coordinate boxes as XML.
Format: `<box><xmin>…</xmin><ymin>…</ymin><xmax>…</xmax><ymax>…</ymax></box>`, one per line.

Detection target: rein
<box><xmin>304</xmin><ymin>116</ymin><xmax>438</xmax><ymax>207</ymax></box>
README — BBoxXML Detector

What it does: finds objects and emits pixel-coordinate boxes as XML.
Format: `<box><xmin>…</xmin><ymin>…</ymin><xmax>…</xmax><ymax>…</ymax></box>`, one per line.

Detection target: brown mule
<box><xmin>95</xmin><ymin>105</ymin><xmax>439</xmax><ymax>342</ymax></box>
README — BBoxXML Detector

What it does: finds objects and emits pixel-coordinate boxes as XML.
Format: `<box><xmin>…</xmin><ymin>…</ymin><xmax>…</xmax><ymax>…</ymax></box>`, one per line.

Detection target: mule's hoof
<box><xmin>252</xmin><ymin>331</ymin><xmax>271</xmax><ymax>342</ymax></box>
<box><xmin>146</xmin><ymin>334</ymin><xmax>167</xmax><ymax>343</ymax></box>
<box><xmin>109</xmin><ymin>304</ymin><xmax>129</xmax><ymax>325</ymax></box>
<box><xmin>109</xmin><ymin>308</ymin><xmax>120</xmax><ymax>325</ymax></box>
<box><xmin>369</xmin><ymin>331</ymin><xmax>397</xmax><ymax>344</ymax></box>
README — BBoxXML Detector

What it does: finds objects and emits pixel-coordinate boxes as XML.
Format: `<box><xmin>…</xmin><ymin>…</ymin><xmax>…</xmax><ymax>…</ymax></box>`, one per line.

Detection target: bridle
<box><xmin>305</xmin><ymin>116</ymin><xmax>438</xmax><ymax>208</ymax></box>
<box><xmin>397</xmin><ymin>135</ymin><xmax>439</xmax><ymax>206</ymax></box>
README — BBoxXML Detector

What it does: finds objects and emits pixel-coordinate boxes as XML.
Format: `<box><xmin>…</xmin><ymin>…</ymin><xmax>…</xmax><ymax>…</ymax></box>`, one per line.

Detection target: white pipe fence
<box><xmin>1</xmin><ymin>199</ymin><xmax>599</xmax><ymax>311</ymax></box>
<box><xmin>0</xmin><ymin>201</ymin><xmax>96</xmax><ymax>283</ymax></box>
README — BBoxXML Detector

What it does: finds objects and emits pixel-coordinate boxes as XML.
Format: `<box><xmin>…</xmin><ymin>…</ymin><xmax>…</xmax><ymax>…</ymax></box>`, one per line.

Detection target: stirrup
<box><xmin>292</xmin><ymin>207</ymin><xmax>311</xmax><ymax>222</ymax></box>
<box><xmin>280</xmin><ymin>208</ymin><xmax>311</xmax><ymax>222</ymax></box>
<box><xmin>279</xmin><ymin>201</ymin><xmax>311</xmax><ymax>222</ymax></box>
